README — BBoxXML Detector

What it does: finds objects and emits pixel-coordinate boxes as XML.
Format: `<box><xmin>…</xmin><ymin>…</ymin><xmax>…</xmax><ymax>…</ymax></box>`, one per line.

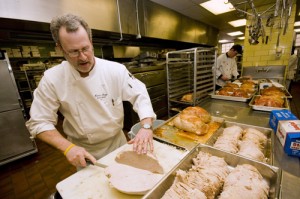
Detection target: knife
<box><xmin>85</xmin><ymin>158</ymin><xmax>107</xmax><ymax>168</ymax></box>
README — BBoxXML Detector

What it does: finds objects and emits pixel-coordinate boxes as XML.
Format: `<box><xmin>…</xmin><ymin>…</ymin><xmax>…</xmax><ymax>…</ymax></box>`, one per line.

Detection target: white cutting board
<box><xmin>56</xmin><ymin>140</ymin><xmax>188</xmax><ymax>199</ymax></box>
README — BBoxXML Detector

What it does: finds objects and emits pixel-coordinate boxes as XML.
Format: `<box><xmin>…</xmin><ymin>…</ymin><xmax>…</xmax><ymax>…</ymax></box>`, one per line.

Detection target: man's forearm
<box><xmin>37</xmin><ymin>130</ymin><xmax>72</xmax><ymax>153</ymax></box>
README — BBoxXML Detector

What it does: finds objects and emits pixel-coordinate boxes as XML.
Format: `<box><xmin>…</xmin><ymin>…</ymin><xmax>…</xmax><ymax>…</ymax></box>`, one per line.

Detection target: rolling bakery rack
<box><xmin>166</xmin><ymin>47</ymin><xmax>217</xmax><ymax>117</ymax></box>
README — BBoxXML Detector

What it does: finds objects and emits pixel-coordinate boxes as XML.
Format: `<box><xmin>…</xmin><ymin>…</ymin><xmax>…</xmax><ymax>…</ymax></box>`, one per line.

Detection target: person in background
<box><xmin>214</xmin><ymin>44</ymin><xmax>243</xmax><ymax>90</ymax></box>
<box><xmin>26</xmin><ymin>13</ymin><xmax>156</xmax><ymax>168</ymax></box>
<box><xmin>286</xmin><ymin>46</ymin><xmax>298</xmax><ymax>91</ymax></box>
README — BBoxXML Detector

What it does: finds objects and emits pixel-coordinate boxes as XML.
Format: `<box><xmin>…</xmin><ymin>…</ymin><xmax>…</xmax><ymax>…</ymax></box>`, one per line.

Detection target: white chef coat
<box><xmin>214</xmin><ymin>53</ymin><xmax>239</xmax><ymax>87</ymax></box>
<box><xmin>26</xmin><ymin>58</ymin><xmax>156</xmax><ymax>159</ymax></box>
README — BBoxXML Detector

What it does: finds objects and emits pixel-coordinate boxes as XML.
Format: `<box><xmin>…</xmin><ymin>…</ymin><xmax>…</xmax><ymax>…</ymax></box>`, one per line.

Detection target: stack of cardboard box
<box><xmin>269</xmin><ymin>110</ymin><xmax>300</xmax><ymax>157</ymax></box>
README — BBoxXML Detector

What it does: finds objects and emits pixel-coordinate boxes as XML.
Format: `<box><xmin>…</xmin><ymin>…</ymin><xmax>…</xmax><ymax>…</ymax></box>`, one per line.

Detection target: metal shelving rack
<box><xmin>166</xmin><ymin>47</ymin><xmax>217</xmax><ymax>117</ymax></box>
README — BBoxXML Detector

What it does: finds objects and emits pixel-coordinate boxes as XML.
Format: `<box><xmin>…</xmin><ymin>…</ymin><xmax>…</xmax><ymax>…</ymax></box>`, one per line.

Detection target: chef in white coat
<box><xmin>26</xmin><ymin>14</ymin><xmax>156</xmax><ymax>168</ymax></box>
<box><xmin>214</xmin><ymin>44</ymin><xmax>243</xmax><ymax>89</ymax></box>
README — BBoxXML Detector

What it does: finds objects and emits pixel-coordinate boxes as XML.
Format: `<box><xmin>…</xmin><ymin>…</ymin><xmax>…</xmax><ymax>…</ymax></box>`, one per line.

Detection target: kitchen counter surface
<box><xmin>199</xmin><ymin>98</ymin><xmax>300</xmax><ymax>199</ymax></box>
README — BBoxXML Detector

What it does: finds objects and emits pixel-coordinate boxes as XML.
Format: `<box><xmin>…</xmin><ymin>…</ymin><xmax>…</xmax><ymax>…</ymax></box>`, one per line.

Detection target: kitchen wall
<box><xmin>242</xmin><ymin>2</ymin><xmax>296</xmax><ymax>68</ymax></box>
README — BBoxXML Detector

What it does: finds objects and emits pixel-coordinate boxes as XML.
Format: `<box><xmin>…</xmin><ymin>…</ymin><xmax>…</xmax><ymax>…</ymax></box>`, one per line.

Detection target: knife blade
<box><xmin>85</xmin><ymin>159</ymin><xmax>107</xmax><ymax>168</ymax></box>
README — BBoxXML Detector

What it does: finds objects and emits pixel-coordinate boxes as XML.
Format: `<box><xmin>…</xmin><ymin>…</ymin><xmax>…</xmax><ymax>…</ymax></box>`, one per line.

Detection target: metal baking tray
<box><xmin>153</xmin><ymin>115</ymin><xmax>224</xmax><ymax>151</ymax></box>
<box><xmin>143</xmin><ymin>144</ymin><xmax>282</xmax><ymax>199</ymax></box>
<box><xmin>259</xmin><ymin>87</ymin><xmax>292</xmax><ymax>98</ymax></box>
<box><xmin>206</xmin><ymin>121</ymin><xmax>274</xmax><ymax>165</ymax></box>
<box><xmin>209</xmin><ymin>89</ymin><xmax>256</xmax><ymax>102</ymax></box>
<box><xmin>249</xmin><ymin>95</ymin><xmax>290</xmax><ymax>112</ymax></box>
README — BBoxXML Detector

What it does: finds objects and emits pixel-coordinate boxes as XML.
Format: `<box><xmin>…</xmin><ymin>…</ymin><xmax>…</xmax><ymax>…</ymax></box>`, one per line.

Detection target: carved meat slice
<box><xmin>219</xmin><ymin>164</ymin><xmax>270</xmax><ymax>199</ymax></box>
<box><xmin>115</xmin><ymin>150</ymin><xmax>164</xmax><ymax>174</ymax></box>
<box><xmin>242</xmin><ymin>128</ymin><xmax>267</xmax><ymax>149</ymax></box>
<box><xmin>162</xmin><ymin>181</ymin><xmax>207</xmax><ymax>199</ymax></box>
<box><xmin>238</xmin><ymin>141</ymin><xmax>266</xmax><ymax>162</ymax></box>
<box><xmin>213</xmin><ymin>125</ymin><xmax>243</xmax><ymax>153</ymax></box>
<box><xmin>105</xmin><ymin>163</ymin><xmax>162</xmax><ymax>195</ymax></box>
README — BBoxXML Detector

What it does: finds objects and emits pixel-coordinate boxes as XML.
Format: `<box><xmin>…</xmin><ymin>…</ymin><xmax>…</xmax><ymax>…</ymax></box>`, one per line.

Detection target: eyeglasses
<box><xmin>63</xmin><ymin>46</ymin><xmax>93</xmax><ymax>58</ymax></box>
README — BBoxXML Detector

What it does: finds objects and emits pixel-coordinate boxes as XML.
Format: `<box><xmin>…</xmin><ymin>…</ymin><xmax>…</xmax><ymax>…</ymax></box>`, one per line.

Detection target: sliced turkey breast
<box><xmin>115</xmin><ymin>150</ymin><xmax>164</xmax><ymax>174</ymax></box>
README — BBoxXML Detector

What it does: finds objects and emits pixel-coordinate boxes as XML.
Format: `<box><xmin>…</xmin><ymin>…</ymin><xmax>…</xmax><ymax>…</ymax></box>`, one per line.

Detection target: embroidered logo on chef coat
<box><xmin>95</xmin><ymin>93</ymin><xmax>107</xmax><ymax>100</ymax></box>
<box><xmin>93</xmin><ymin>84</ymin><xmax>108</xmax><ymax>102</ymax></box>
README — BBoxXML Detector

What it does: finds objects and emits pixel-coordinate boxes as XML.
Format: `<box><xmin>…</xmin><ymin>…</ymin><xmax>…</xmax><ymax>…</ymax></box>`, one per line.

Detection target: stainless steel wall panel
<box><xmin>144</xmin><ymin>1</ymin><xmax>181</xmax><ymax>41</ymax></box>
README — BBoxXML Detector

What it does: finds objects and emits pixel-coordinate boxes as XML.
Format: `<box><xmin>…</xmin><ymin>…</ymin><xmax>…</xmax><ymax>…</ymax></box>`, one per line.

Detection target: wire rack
<box><xmin>166</xmin><ymin>47</ymin><xmax>217</xmax><ymax>117</ymax></box>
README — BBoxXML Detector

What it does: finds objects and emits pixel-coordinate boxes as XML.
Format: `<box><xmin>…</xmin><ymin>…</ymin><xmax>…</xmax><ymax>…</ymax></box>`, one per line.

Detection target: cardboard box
<box><xmin>269</xmin><ymin>110</ymin><xmax>297</xmax><ymax>133</ymax></box>
<box><xmin>276</xmin><ymin>120</ymin><xmax>300</xmax><ymax>157</ymax></box>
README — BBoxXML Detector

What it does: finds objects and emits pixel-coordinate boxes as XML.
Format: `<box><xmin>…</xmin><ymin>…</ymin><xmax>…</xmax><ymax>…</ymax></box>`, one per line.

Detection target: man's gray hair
<box><xmin>50</xmin><ymin>13</ymin><xmax>92</xmax><ymax>45</ymax></box>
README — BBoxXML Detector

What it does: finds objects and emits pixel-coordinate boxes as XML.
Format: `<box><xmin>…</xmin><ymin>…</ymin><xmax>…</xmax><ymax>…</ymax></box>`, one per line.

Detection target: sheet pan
<box><xmin>249</xmin><ymin>95</ymin><xmax>290</xmax><ymax>112</ymax></box>
<box><xmin>153</xmin><ymin>115</ymin><xmax>224</xmax><ymax>150</ymax></box>
<box><xmin>209</xmin><ymin>89</ymin><xmax>256</xmax><ymax>102</ymax></box>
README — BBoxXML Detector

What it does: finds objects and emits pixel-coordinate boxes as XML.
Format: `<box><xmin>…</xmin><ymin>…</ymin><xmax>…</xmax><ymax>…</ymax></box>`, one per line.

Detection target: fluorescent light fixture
<box><xmin>238</xmin><ymin>36</ymin><xmax>245</xmax><ymax>40</ymax></box>
<box><xmin>228</xmin><ymin>19</ymin><xmax>247</xmax><ymax>27</ymax></box>
<box><xmin>200</xmin><ymin>0</ymin><xmax>235</xmax><ymax>15</ymax></box>
<box><xmin>227</xmin><ymin>31</ymin><xmax>244</xmax><ymax>36</ymax></box>
<box><xmin>219</xmin><ymin>40</ymin><xmax>230</xmax><ymax>43</ymax></box>
<box><xmin>294</xmin><ymin>21</ymin><xmax>300</xmax><ymax>26</ymax></box>
<box><xmin>295</xmin><ymin>29</ymin><xmax>300</xmax><ymax>32</ymax></box>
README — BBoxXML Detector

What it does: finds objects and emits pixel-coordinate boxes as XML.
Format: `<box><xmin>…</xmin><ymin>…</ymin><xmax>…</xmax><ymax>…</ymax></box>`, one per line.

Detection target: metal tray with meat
<box><xmin>249</xmin><ymin>95</ymin><xmax>290</xmax><ymax>112</ymax></box>
<box><xmin>153</xmin><ymin>108</ymin><xmax>224</xmax><ymax>150</ymax></box>
<box><xmin>143</xmin><ymin>145</ymin><xmax>281</xmax><ymax>199</ymax></box>
<box><xmin>209</xmin><ymin>89</ymin><xmax>256</xmax><ymax>102</ymax></box>
<box><xmin>210</xmin><ymin>84</ymin><xmax>257</xmax><ymax>102</ymax></box>
<box><xmin>206</xmin><ymin>121</ymin><xmax>274</xmax><ymax>165</ymax></box>
<box><xmin>259</xmin><ymin>86</ymin><xmax>292</xmax><ymax>98</ymax></box>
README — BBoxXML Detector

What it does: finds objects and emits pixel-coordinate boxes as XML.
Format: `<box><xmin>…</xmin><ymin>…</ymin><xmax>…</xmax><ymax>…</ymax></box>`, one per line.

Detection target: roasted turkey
<box><xmin>254</xmin><ymin>95</ymin><xmax>284</xmax><ymax>107</ymax></box>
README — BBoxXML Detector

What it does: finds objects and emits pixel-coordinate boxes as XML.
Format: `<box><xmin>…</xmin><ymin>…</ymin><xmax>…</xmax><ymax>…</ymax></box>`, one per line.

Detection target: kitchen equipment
<box><xmin>242</xmin><ymin>65</ymin><xmax>286</xmax><ymax>84</ymax></box>
<box><xmin>143</xmin><ymin>144</ymin><xmax>282</xmax><ymax>199</ymax></box>
<box><xmin>206</xmin><ymin>121</ymin><xmax>274</xmax><ymax>165</ymax></box>
<box><xmin>166</xmin><ymin>47</ymin><xmax>217</xmax><ymax>117</ymax></box>
<box><xmin>0</xmin><ymin>50</ymin><xmax>37</xmax><ymax>166</ymax></box>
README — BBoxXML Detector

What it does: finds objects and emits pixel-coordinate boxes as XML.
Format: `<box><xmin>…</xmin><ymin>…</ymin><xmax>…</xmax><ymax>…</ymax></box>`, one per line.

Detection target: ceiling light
<box><xmin>200</xmin><ymin>0</ymin><xmax>235</xmax><ymax>15</ymax></box>
<box><xmin>219</xmin><ymin>40</ymin><xmax>230</xmax><ymax>43</ymax></box>
<box><xmin>227</xmin><ymin>31</ymin><xmax>244</xmax><ymax>36</ymax></box>
<box><xmin>238</xmin><ymin>36</ymin><xmax>245</xmax><ymax>40</ymax></box>
<box><xmin>295</xmin><ymin>29</ymin><xmax>300</xmax><ymax>32</ymax></box>
<box><xmin>294</xmin><ymin>21</ymin><xmax>300</xmax><ymax>26</ymax></box>
<box><xmin>228</xmin><ymin>19</ymin><xmax>247</xmax><ymax>27</ymax></box>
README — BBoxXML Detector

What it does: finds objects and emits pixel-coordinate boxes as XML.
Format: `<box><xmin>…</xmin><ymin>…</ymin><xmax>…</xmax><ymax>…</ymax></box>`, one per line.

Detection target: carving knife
<box><xmin>85</xmin><ymin>159</ymin><xmax>107</xmax><ymax>168</ymax></box>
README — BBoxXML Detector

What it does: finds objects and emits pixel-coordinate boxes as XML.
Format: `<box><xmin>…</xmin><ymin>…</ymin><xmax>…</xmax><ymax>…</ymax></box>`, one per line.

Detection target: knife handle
<box><xmin>85</xmin><ymin>158</ymin><xmax>94</xmax><ymax>165</ymax></box>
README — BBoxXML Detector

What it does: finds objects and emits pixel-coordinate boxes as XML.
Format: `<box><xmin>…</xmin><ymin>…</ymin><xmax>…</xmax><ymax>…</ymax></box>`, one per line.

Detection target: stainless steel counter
<box><xmin>199</xmin><ymin>98</ymin><xmax>300</xmax><ymax>199</ymax></box>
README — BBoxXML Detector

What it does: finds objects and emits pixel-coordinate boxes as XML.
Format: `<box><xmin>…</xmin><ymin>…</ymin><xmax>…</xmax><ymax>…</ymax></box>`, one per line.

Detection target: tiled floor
<box><xmin>0</xmin><ymin>81</ymin><xmax>300</xmax><ymax>199</ymax></box>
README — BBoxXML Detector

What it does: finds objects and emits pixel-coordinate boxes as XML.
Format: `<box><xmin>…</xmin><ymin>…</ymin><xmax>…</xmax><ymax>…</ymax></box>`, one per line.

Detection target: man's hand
<box><xmin>128</xmin><ymin>128</ymin><xmax>154</xmax><ymax>154</ymax></box>
<box><xmin>65</xmin><ymin>145</ymin><xmax>97</xmax><ymax>167</ymax></box>
<box><xmin>221</xmin><ymin>75</ymin><xmax>230</xmax><ymax>81</ymax></box>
